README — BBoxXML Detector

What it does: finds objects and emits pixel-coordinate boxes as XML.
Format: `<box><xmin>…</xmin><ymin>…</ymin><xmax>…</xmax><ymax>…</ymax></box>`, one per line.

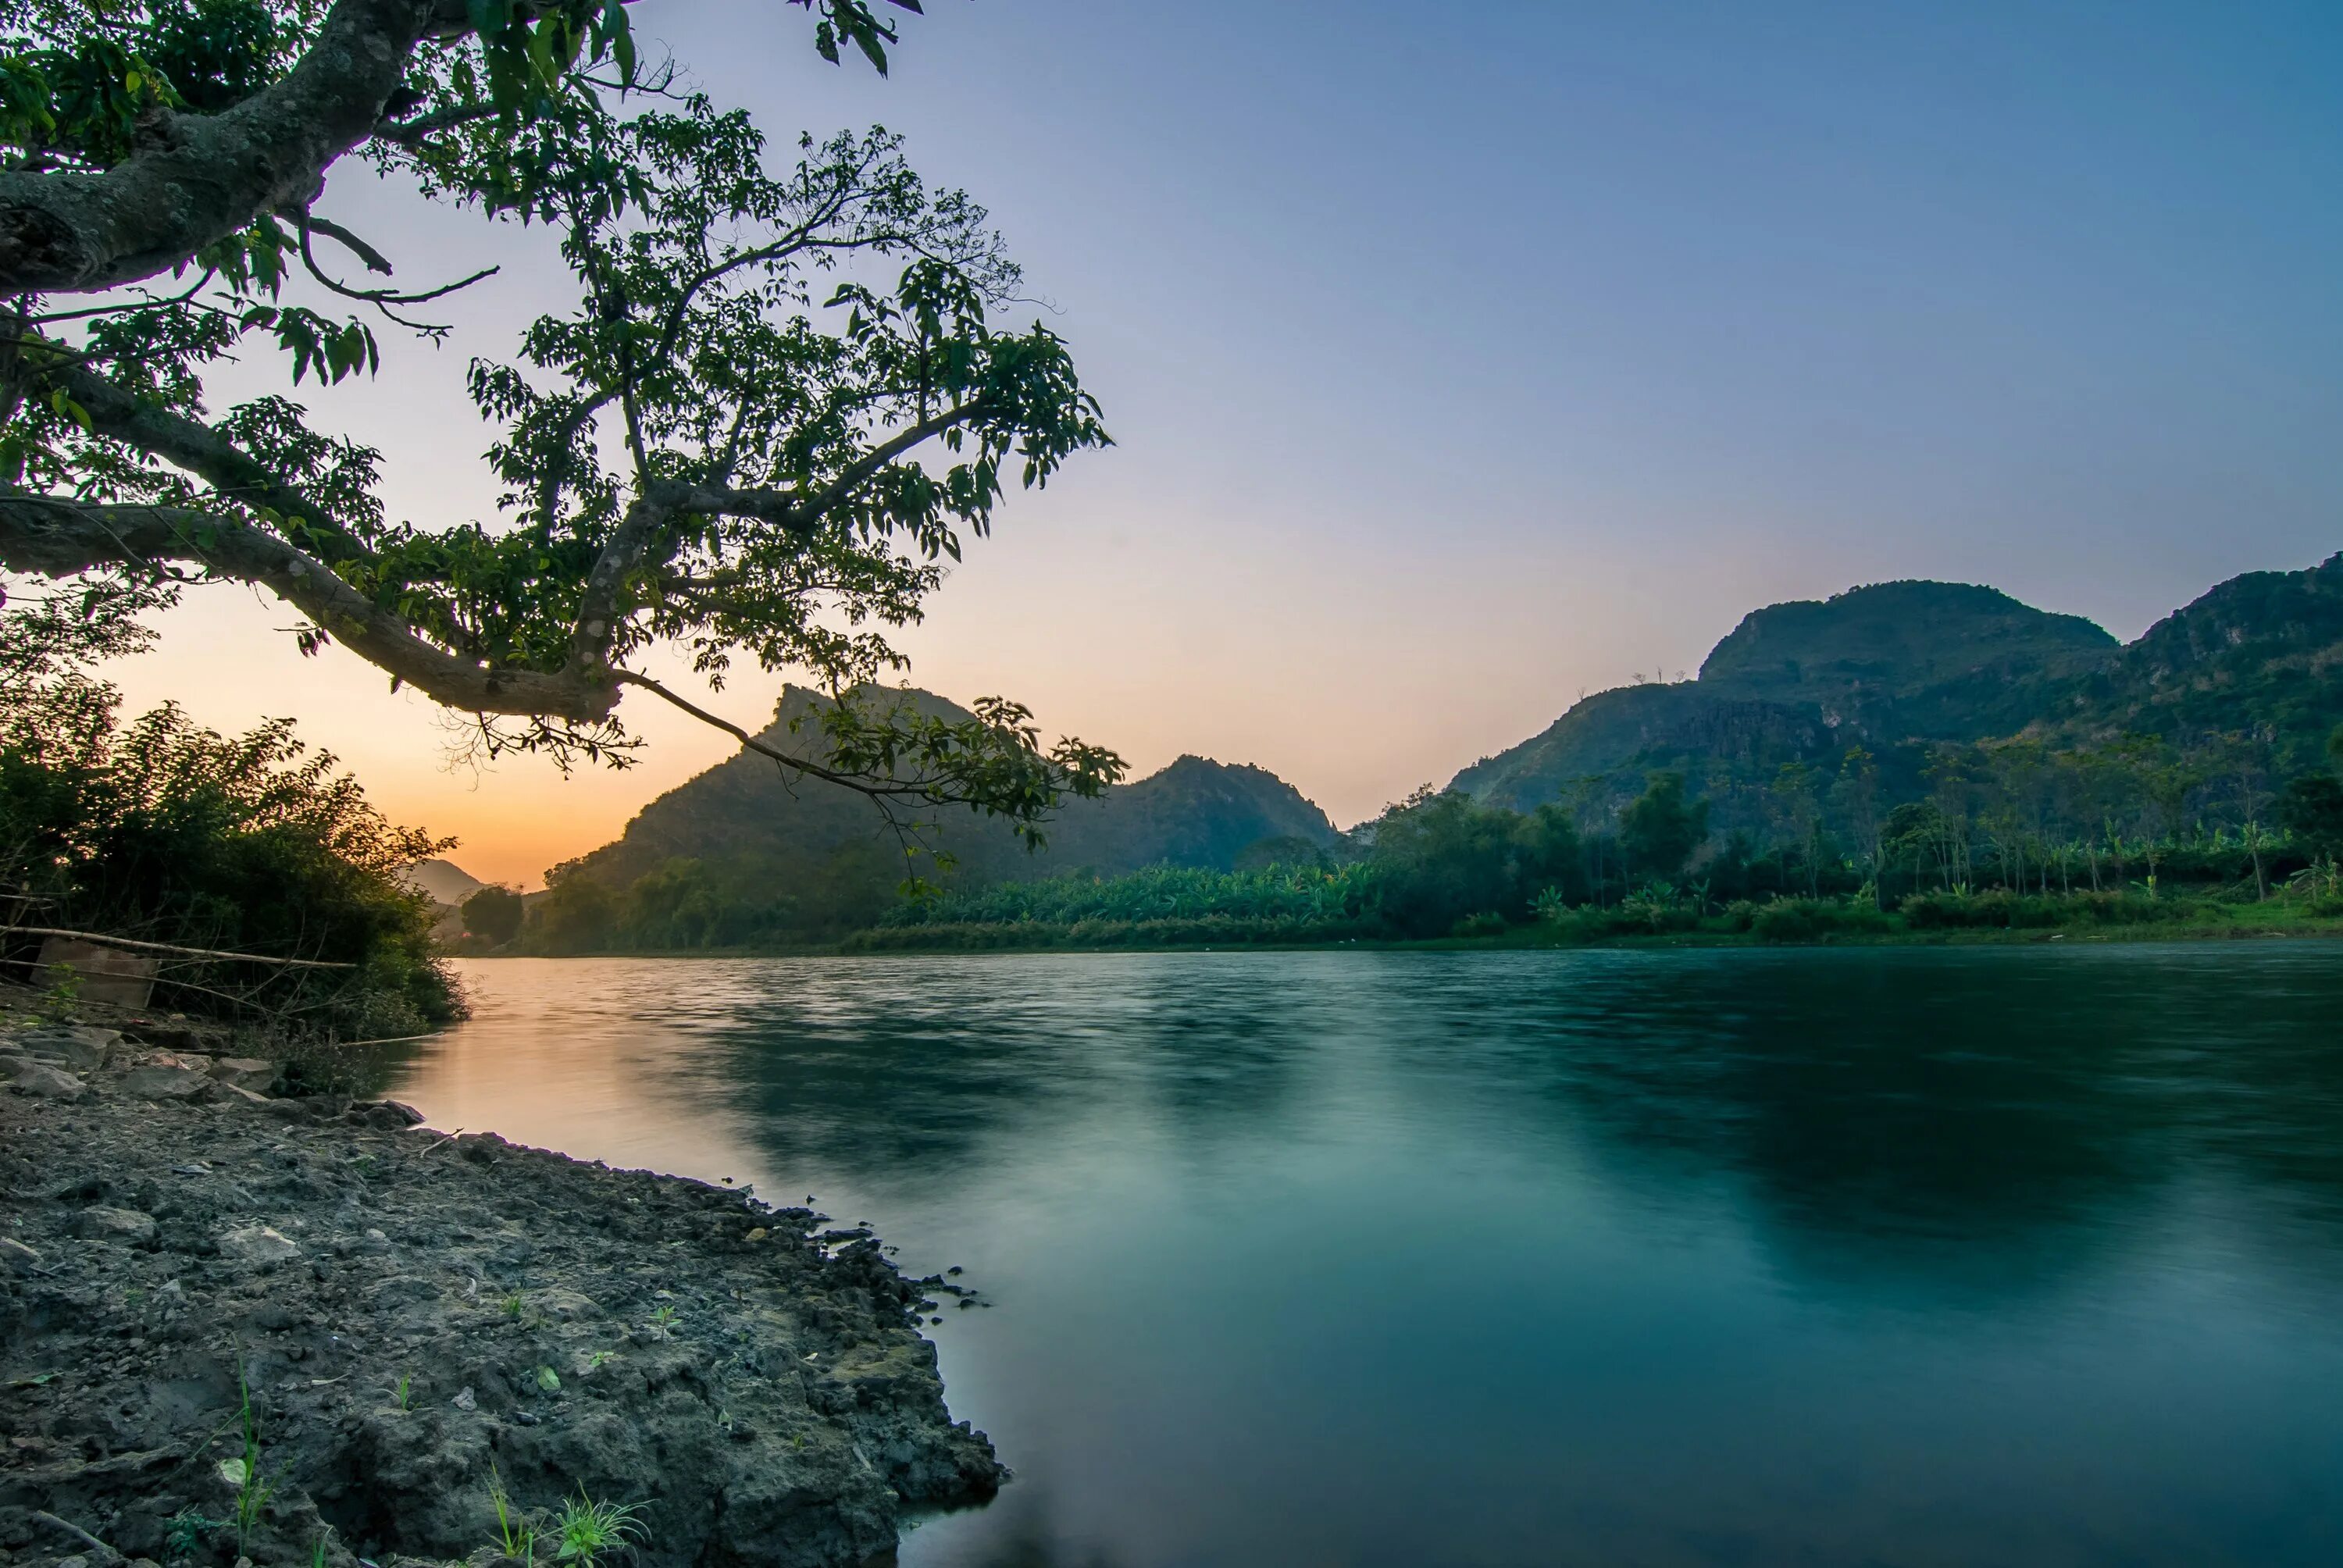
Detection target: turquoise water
<box><xmin>392</xmin><ymin>947</ymin><xmax>2343</xmax><ymax>1566</ymax></box>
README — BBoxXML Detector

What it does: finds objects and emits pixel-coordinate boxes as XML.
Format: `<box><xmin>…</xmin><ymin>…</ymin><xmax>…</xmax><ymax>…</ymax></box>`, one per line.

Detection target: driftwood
<box><xmin>0</xmin><ymin>927</ymin><xmax>355</xmax><ymax>970</ymax></box>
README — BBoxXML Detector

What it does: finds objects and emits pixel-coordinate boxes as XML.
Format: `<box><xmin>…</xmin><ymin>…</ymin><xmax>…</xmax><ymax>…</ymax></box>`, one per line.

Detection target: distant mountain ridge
<box><xmin>557</xmin><ymin>686</ymin><xmax>1339</xmax><ymax>903</ymax></box>
<box><xmin>544</xmin><ymin>555</ymin><xmax>2342</xmax><ymax>932</ymax></box>
<box><xmin>1451</xmin><ymin>555</ymin><xmax>2343</xmax><ymax>821</ymax></box>
<box><xmin>397</xmin><ymin>857</ymin><xmax>485</xmax><ymax>907</ymax></box>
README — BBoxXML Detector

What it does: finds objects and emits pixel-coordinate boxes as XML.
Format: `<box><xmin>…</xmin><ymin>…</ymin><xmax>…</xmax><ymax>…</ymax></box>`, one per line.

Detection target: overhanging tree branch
<box><xmin>0</xmin><ymin>0</ymin><xmax>449</xmax><ymax>295</ymax></box>
<box><xmin>0</xmin><ymin>493</ymin><xmax>617</xmax><ymax>719</ymax></box>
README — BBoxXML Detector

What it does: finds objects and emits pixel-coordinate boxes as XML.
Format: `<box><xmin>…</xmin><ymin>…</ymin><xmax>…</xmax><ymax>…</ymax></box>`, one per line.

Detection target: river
<box><xmin>377</xmin><ymin>946</ymin><xmax>2343</xmax><ymax>1566</ymax></box>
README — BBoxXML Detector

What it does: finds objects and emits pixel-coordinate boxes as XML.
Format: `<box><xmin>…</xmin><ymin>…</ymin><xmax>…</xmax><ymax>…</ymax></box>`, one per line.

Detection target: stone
<box><xmin>209</xmin><ymin>1057</ymin><xmax>282</xmax><ymax>1094</ymax></box>
<box><xmin>11</xmin><ymin>1025</ymin><xmax>122</xmax><ymax>1070</ymax></box>
<box><xmin>4</xmin><ymin>1059</ymin><xmax>89</xmax><ymax>1099</ymax></box>
<box><xmin>77</xmin><ymin>1206</ymin><xmax>159</xmax><ymax>1246</ymax></box>
<box><xmin>140</xmin><ymin>1050</ymin><xmax>214</xmax><ymax>1072</ymax></box>
<box><xmin>217</xmin><ymin>1225</ymin><xmax>301</xmax><ymax>1263</ymax></box>
<box><xmin>119</xmin><ymin>1065</ymin><xmax>212</xmax><ymax>1102</ymax></box>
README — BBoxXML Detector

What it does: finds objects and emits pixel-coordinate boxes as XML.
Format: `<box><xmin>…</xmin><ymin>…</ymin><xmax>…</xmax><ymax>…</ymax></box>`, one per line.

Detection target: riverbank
<box><xmin>0</xmin><ymin>1015</ymin><xmax>1000</xmax><ymax>1568</ymax></box>
<box><xmin>467</xmin><ymin>902</ymin><xmax>2343</xmax><ymax>960</ymax></box>
<box><xmin>826</xmin><ymin>896</ymin><xmax>2343</xmax><ymax>955</ymax></box>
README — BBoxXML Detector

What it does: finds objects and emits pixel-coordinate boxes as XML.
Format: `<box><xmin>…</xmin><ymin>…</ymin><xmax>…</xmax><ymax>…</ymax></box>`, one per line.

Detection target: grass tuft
<box><xmin>552</xmin><ymin>1490</ymin><xmax>647</xmax><ymax>1568</ymax></box>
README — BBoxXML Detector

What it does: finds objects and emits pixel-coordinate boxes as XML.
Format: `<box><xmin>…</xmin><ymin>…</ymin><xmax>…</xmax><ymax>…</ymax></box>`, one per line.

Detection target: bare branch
<box><xmin>613</xmin><ymin>668</ymin><xmax>951</xmax><ymax>800</ymax></box>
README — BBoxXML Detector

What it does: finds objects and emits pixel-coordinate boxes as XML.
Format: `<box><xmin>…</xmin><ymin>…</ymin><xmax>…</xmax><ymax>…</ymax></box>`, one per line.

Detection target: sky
<box><xmin>105</xmin><ymin>0</ymin><xmax>2343</xmax><ymax>887</ymax></box>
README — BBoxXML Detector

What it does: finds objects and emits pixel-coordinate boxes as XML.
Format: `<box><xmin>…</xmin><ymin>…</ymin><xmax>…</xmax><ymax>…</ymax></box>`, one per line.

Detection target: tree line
<box><xmin>855</xmin><ymin>729</ymin><xmax>2343</xmax><ymax>950</ymax></box>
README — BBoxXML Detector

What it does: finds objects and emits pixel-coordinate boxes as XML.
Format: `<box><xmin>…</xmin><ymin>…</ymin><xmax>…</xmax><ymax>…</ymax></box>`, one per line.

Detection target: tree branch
<box><xmin>612</xmin><ymin>668</ymin><xmax>950</xmax><ymax>800</ymax></box>
<box><xmin>0</xmin><ymin>492</ymin><xmax>618</xmax><ymax>721</ymax></box>
<box><xmin>0</xmin><ymin>0</ymin><xmax>444</xmax><ymax>294</ymax></box>
<box><xmin>46</xmin><ymin>354</ymin><xmax>368</xmax><ymax>561</ymax></box>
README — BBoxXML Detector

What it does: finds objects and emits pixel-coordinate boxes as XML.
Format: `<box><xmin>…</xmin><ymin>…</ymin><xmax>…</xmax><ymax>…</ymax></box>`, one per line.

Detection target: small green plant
<box><xmin>391</xmin><ymin>1373</ymin><xmax>412</xmax><ymax>1410</ymax></box>
<box><xmin>166</xmin><ymin>1507</ymin><xmax>222</xmax><ymax>1561</ymax></box>
<box><xmin>552</xmin><ymin>1490</ymin><xmax>647</xmax><ymax>1568</ymax></box>
<box><xmin>41</xmin><ymin>961</ymin><xmax>81</xmax><ymax>1009</ymax></box>
<box><xmin>586</xmin><ymin>1350</ymin><xmax>615</xmax><ymax>1371</ymax></box>
<box><xmin>536</xmin><ymin>1365</ymin><xmax>562</xmax><ymax>1392</ymax></box>
<box><xmin>501</xmin><ymin>1290</ymin><xmax>529</xmax><ymax>1320</ymax></box>
<box><xmin>225</xmin><ymin>1365</ymin><xmax>274</xmax><ymax>1552</ymax></box>
<box><xmin>647</xmin><ymin>1305</ymin><xmax>677</xmax><ymax>1329</ymax></box>
<box><xmin>488</xmin><ymin>1459</ymin><xmax>539</xmax><ymax>1566</ymax></box>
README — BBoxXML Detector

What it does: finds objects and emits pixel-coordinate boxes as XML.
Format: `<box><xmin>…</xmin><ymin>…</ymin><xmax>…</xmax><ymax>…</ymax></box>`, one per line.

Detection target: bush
<box><xmin>1749</xmin><ymin>897</ymin><xmax>1893</xmax><ymax>943</ymax></box>
<box><xmin>462</xmin><ymin>885</ymin><xmax>525</xmax><ymax>947</ymax></box>
<box><xmin>0</xmin><ymin>701</ymin><xmax>462</xmax><ymax>1040</ymax></box>
<box><xmin>1899</xmin><ymin>889</ymin><xmax>2207</xmax><ymax>929</ymax></box>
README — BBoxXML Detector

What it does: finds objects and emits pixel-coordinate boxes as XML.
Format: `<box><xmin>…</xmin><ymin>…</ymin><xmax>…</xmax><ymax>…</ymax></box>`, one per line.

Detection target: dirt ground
<box><xmin>0</xmin><ymin>1015</ymin><xmax>1001</xmax><ymax>1568</ymax></box>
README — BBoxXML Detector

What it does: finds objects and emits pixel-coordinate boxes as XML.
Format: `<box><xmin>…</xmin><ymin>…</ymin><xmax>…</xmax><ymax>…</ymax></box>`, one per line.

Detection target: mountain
<box><xmin>1451</xmin><ymin>558</ymin><xmax>2343</xmax><ymax>819</ymax></box>
<box><xmin>2047</xmin><ymin>552</ymin><xmax>2343</xmax><ymax>769</ymax></box>
<box><xmin>397</xmin><ymin>857</ymin><xmax>486</xmax><ymax>907</ymax></box>
<box><xmin>553</xmin><ymin>686</ymin><xmax>1339</xmax><ymax>919</ymax></box>
<box><xmin>1698</xmin><ymin>580</ymin><xmax>2117</xmax><ymax>733</ymax></box>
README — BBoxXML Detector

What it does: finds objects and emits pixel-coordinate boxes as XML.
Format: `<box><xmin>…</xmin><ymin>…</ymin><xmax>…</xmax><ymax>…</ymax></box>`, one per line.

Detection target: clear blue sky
<box><xmin>123</xmin><ymin>0</ymin><xmax>2343</xmax><ymax>882</ymax></box>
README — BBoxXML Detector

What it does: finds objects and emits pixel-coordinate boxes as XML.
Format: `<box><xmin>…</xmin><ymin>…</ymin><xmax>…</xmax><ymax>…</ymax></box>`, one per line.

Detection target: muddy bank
<box><xmin>0</xmin><ymin>1021</ymin><xmax>1002</xmax><ymax>1568</ymax></box>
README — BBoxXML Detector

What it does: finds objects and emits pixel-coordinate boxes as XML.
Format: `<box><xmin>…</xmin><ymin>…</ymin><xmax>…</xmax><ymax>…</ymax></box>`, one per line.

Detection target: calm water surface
<box><xmin>383</xmin><ymin>947</ymin><xmax>2343</xmax><ymax>1567</ymax></box>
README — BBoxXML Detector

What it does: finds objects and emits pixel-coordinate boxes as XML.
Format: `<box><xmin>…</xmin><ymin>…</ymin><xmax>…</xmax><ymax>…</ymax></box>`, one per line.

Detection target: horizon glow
<box><xmin>100</xmin><ymin>0</ymin><xmax>2343</xmax><ymax>889</ymax></box>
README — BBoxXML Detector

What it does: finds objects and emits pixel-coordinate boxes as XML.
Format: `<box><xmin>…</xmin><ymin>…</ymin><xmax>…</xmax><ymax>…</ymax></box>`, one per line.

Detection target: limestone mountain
<box><xmin>1451</xmin><ymin>557</ymin><xmax>2343</xmax><ymax>822</ymax></box>
<box><xmin>547</xmin><ymin>686</ymin><xmax>1338</xmax><ymax>936</ymax></box>
<box><xmin>2047</xmin><ymin>551</ymin><xmax>2343</xmax><ymax>769</ymax></box>
<box><xmin>397</xmin><ymin>858</ymin><xmax>486</xmax><ymax>907</ymax></box>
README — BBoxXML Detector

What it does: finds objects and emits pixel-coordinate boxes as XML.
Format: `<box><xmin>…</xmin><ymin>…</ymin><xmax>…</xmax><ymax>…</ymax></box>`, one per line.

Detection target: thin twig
<box><xmin>33</xmin><ymin>1510</ymin><xmax>113</xmax><ymax>1559</ymax></box>
<box><xmin>1</xmin><ymin>927</ymin><xmax>355</xmax><ymax>968</ymax></box>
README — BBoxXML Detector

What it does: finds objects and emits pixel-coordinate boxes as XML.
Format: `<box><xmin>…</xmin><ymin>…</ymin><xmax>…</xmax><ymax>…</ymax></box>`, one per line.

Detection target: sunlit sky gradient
<box><xmin>105</xmin><ymin>0</ymin><xmax>2343</xmax><ymax>887</ymax></box>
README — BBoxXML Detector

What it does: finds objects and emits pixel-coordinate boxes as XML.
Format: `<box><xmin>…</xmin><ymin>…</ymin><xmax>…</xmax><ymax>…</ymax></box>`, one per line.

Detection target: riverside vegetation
<box><xmin>501</xmin><ymin>558</ymin><xmax>2343</xmax><ymax>956</ymax></box>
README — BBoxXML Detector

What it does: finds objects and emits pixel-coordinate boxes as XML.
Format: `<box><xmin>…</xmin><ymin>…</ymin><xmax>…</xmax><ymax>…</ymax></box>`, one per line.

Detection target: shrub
<box><xmin>1749</xmin><ymin>898</ymin><xmax>1892</xmax><ymax>943</ymax></box>
<box><xmin>1899</xmin><ymin>889</ymin><xmax>2208</xmax><ymax>929</ymax></box>
<box><xmin>0</xmin><ymin>700</ymin><xmax>462</xmax><ymax>1039</ymax></box>
<box><xmin>462</xmin><ymin>885</ymin><xmax>525</xmax><ymax>947</ymax></box>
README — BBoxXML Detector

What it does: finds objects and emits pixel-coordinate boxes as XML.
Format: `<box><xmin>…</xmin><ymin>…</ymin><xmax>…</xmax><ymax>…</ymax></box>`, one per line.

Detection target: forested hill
<box><xmin>533</xmin><ymin>686</ymin><xmax>1337</xmax><ymax>946</ymax></box>
<box><xmin>1450</xmin><ymin>555</ymin><xmax>2343</xmax><ymax>822</ymax></box>
<box><xmin>2047</xmin><ymin>553</ymin><xmax>2343</xmax><ymax>771</ymax></box>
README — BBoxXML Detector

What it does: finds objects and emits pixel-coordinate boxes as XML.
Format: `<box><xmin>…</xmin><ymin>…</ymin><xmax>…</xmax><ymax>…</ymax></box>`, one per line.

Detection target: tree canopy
<box><xmin>0</xmin><ymin>0</ymin><xmax>1124</xmax><ymax>845</ymax></box>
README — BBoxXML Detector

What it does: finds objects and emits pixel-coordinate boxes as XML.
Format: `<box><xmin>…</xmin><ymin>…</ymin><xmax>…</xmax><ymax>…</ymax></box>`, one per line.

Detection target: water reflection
<box><xmin>387</xmin><ymin>947</ymin><xmax>2343</xmax><ymax>1566</ymax></box>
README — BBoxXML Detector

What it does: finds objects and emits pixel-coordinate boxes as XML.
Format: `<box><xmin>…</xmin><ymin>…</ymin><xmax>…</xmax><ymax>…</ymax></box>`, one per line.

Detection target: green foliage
<box><xmin>489</xmin><ymin>1460</ymin><xmax>538</xmax><ymax>1566</ymax></box>
<box><xmin>551</xmin><ymin>1491</ymin><xmax>647</xmax><ymax>1568</ymax></box>
<box><xmin>2279</xmin><ymin>775</ymin><xmax>2343</xmax><ymax>858</ymax></box>
<box><xmin>1897</xmin><ymin>889</ymin><xmax>2203</xmax><ymax>930</ymax></box>
<box><xmin>1453</xmin><ymin>561</ymin><xmax>2343</xmax><ymax>871</ymax></box>
<box><xmin>2</xmin><ymin>0</ymin><xmax>1120</xmax><ymax>847</ymax></box>
<box><xmin>877</xmin><ymin>861</ymin><xmax>1375</xmax><ymax>931</ymax></box>
<box><xmin>462</xmin><ymin>884</ymin><xmax>526</xmax><ymax>947</ymax></box>
<box><xmin>524</xmin><ymin>704</ymin><xmax>1341</xmax><ymax>950</ymax></box>
<box><xmin>1619</xmin><ymin>772</ymin><xmax>1709</xmax><ymax>881</ymax></box>
<box><xmin>530</xmin><ymin>875</ymin><xmax>621</xmax><ymax>955</ymax></box>
<box><xmin>227</xmin><ymin>1364</ymin><xmax>273</xmax><ymax>1553</ymax></box>
<box><xmin>1746</xmin><ymin>898</ymin><xmax>1892</xmax><ymax>943</ymax></box>
<box><xmin>0</xmin><ymin>682</ymin><xmax>460</xmax><ymax>1039</ymax></box>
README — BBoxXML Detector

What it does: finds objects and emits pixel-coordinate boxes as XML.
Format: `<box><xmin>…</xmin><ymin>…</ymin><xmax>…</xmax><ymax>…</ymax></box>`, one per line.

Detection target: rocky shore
<box><xmin>0</xmin><ymin>1023</ymin><xmax>1002</xmax><ymax>1568</ymax></box>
